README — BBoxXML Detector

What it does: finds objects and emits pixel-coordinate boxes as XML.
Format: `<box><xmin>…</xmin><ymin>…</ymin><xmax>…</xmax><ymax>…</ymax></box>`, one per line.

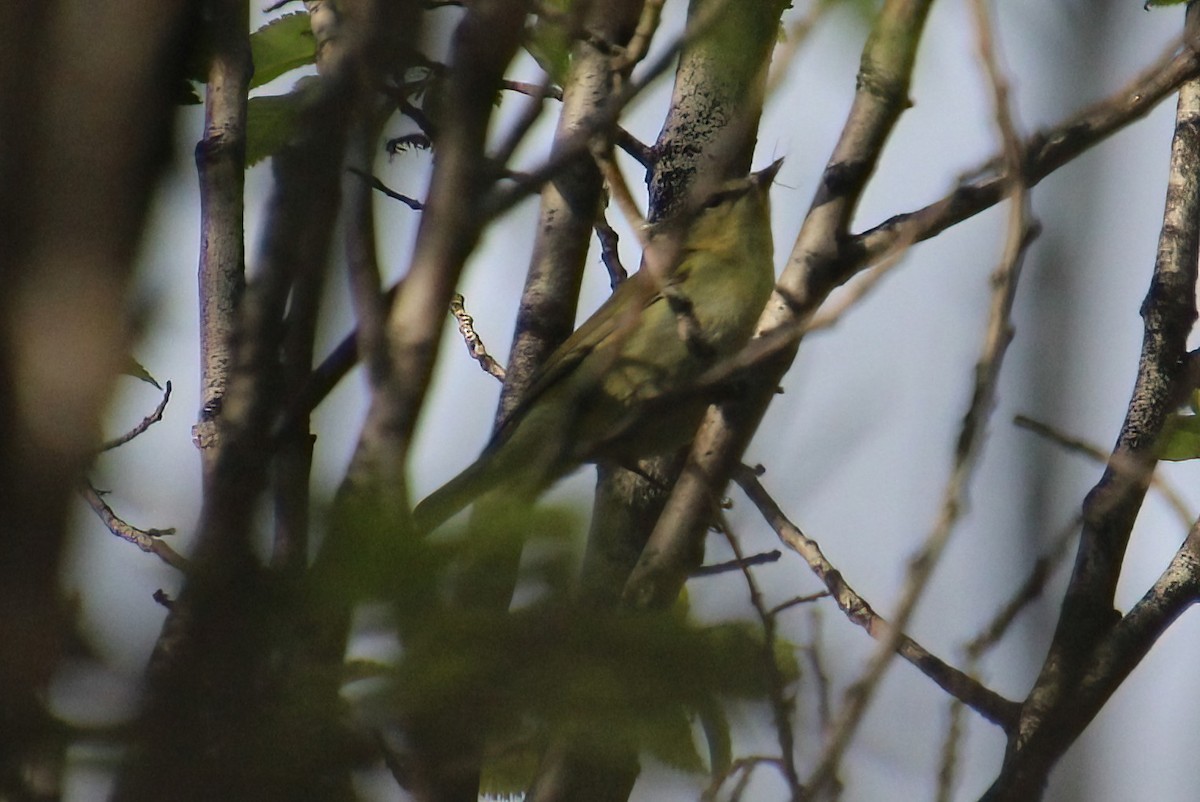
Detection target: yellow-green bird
<box><xmin>414</xmin><ymin>159</ymin><xmax>781</xmax><ymax>531</ymax></box>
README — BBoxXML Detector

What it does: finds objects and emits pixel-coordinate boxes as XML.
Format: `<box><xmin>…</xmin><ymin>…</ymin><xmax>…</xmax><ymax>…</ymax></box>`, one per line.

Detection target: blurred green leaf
<box><xmin>246</xmin><ymin>81</ymin><xmax>314</xmax><ymax>166</ymax></box>
<box><xmin>1158</xmin><ymin>413</ymin><xmax>1200</xmax><ymax>461</ymax></box>
<box><xmin>378</xmin><ymin>602</ymin><xmax>774</xmax><ymax>785</ymax></box>
<box><xmin>250</xmin><ymin>12</ymin><xmax>316</xmax><ymax>89</ymax></box>
<box><xmin>524</xmin><ymin>0</ymin><xmax>572</xmax><ymax>83</ymax></box>
<box><xmin>124</xmin><ymin>358</ymin><xmax>162</xmax><ymax>389</ymax></box>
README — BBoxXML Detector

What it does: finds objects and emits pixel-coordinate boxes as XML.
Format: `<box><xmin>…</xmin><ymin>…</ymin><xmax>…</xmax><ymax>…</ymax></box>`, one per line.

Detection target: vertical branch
<box><xmin>606</xmin><ymin>0</ymin><xmax>789</xmax><ymax>607</ymax></box>
<box><xmin>195</xmin><ymin>0</ymin><xmax>250</xmax><ymax>484</ymax></box>
<box><xmin>622</xmin><ymin>0</ymin><xmax>934</xmax><ymax>611</ymax></box>
<box><xmin>499</xmin><ymin>0</ymin><xmax>645</xmax><ymax>422</ymax></box>
<box><xmin>986</xmin><ymin>9</ymin><xmax>1200</xmax><ymax>800</ymax></box>
<box><xmin>324</xmin><ymin>5</ymin><xmax>528</xmax><ymax>801</ymax></box>
<box><xmin>339</xmin><ymin>0</ymin><xmax>529</xmax><ymax>517</ymax></box>
<box><xmin>121</xmin><ymin>2</ymin><xmax>384</xmax><ymax>796</ymax></box>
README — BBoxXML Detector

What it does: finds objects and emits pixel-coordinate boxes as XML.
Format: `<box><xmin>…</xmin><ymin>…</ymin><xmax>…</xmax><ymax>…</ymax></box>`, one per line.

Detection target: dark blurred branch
<box><xmin>0</xmin><ymin>1</ymin><xmax>196</xmax><ymax>796</ymax></box>
<box><xmin>348</xmin><ymin>167</ymin><xmax>425</xmax><ymax>209</ymax></box>
<box><xmin>120</xmin><ymin>1</ymin><xmax>376</xmax><ymax>797</ymax></box>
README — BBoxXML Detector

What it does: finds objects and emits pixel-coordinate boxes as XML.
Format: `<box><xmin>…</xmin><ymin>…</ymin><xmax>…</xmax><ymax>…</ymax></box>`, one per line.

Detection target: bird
<box><xmin>413</xmin><ymin>159</ymin><xmax>781</xmax><ymax>532</ymax></box>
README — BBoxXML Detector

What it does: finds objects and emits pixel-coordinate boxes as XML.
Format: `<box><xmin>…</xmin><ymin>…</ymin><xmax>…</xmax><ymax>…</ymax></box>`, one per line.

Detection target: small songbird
<box><xmin>413</xmin><ymin>159</ymin><xmax>781</xmax><ymax>531</ymax></box>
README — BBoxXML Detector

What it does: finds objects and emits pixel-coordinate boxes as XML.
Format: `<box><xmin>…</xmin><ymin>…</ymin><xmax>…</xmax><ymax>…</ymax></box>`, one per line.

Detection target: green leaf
<box><xmin>1144</xmin><ymin>0</ymin><xmax>1186</xmax><ymax>7</ymax></box>
<box><xmin>124</xmin><ymin>358</ymin><xmax>162</xmax><ymax>389</ymax></box>
<box><xmin>250</xmin><ymin>12</ymin><xmax>316</xmax><ymax>89</ymax></box>
<box><xmin>1158</xmin><ymin>413</ymin><xmax>1200</xmax><ymax>461</ymax></box>
<box><xmin>524</xmin><ymin>0</ymin><xmax>572</xmax><ymax>83</ymax></box>
<box><xmin>246</xmin><ymin>83</ymin><xmax>310</xmax><ymax>166</ymax></box>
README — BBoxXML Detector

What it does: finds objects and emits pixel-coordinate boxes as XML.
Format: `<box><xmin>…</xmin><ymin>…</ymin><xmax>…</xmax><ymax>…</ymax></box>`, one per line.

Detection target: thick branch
<box><xmin>194</xmin><ymin>0</ymin><xmax>250</xmax><ymax>483</ymax></box>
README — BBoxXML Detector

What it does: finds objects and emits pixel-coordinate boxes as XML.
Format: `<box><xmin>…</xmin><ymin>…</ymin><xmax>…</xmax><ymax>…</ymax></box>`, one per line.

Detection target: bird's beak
<box><xmin>753</xmin><ymin>158</ymin><xmax>785</xmax><ymax>188</ymax></box>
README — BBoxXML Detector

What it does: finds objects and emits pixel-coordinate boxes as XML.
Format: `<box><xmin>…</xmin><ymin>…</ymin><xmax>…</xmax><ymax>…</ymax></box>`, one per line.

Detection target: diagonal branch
<box><xmin>857</xmin><ymin>35</ymin><xmax>1199</xmax><ymax>267</ymax></box>
<box><xmin>734</xmin><ymin>467</ymin><xmax>1020</xmax><ymax>730</ymax></box>
<box><xmin>102</xmin><ymin>381</ymin><xmax>173</xmax><ymax>452</ymax></box>
<box><xmin>79</xmin><ymin>481</ymin><xmax>187</xmax><ymax>572</ymax></box>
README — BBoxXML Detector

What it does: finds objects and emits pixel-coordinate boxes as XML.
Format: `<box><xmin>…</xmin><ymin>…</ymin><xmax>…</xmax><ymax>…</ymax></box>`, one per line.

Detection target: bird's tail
<box><xmin>412</xmin><ymin>457</ymin><xmax>499</xmax><ymax>533</ymax></box>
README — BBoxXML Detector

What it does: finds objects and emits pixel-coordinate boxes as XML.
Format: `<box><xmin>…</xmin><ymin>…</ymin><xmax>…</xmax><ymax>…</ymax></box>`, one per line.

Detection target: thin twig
<box><xmin>803</xmin><ymin>248</ymin><xmax>908</xmax><ymax>334</ymax></box>
<box><xmin>102</xmin><ymin>381</ymin><xmax>172</xmax><ymax>451</ymax></box>
<box><xmin>449</xmin><ymin>293</ymin><xmax>506</xmax><ymax>381</ymax></box>
<box><xmin>611</xmin><ymin>0</ymin><xmax>664</xmax><ymax>75</ymax></box>
<box><xmin>593</xmin><ymin>212</ymin><xmax>627</xmax><ymax>289</ymax></box>
<box><xmin>691</xmin><ymin>549</ymin><xmax>782</xmax><ymax>577</ymax></box>
<box><xmin>346</xmin><ymin>167</ymin><xmax>424</xmax><ymax>210</ymax></box>
<box><xmin>502</xmin><ymin>79</ymin><xmax>563</xmax><ymax>100</ymax></box>
<box><xmin>720</xmin><ymin>519</ymin><xmax>801</xmax><ymax>794</ymax></box>
<box><xmin>769</xmin><ymin>591</ymin><xmax>830</xmax><ymax>616</ymax></box>
<box><xmin>1014</xmin><ymin>415</ymin><xmax>1194</xmax><ymax>528</ymax></box>
<box><xmin>806</xmin><ymin>608</ymin><xmax>833</xmax><ymax>735</ymax></box>
<box><xmin>733</xmin><ymin>467</ymin><xmax>1019</xmax><ymax>730</ymax></box>
<box><xmin>593</xmin><ymin>144</ymin><xmax>649</xmax><ymax>247</ymax></box>
<box><xmin>491</xmin><ymin>75</ymin><xmax>558</xmax><ymax>173</ymax></box>
<box><xmin>805</xmin><ymin>10</ymin><xmax>1035</xmax><ymax>791</ymax></box>
<box><xmin>968</xmin><ymin>514</ymin><xmax>1080</xmax><ymax>662</ymax></box>
<box><xmin>703</xmin><ymin>755</ymin><xmax>787</xmax><ymax>802</ymax></box>
<box><xmin>79</xmin><ymin>482</ymin><xmax>188</xmax><ymax>571</ymax></box>
<box><xmin>614</xmin><ymin>127</ymin><xmax>654</xmax><ymax>168</ymax></box>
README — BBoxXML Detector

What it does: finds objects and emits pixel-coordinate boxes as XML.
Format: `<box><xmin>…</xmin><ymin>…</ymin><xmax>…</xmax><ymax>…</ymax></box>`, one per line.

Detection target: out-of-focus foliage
<box><xmin>524</xmin><ymin>0</ymin><xmax>572</xmax><ymax>84</ymax></box>
<box><xmin>1158</xmin><ymin>391</ymin><xmax>1200</xmax><ymax>461</ymax></box>
<box><xmin>249</xmin><ymin>12</ymin><xmax>316</xmax><ymax>90</ymax></box>
<box><xmin>333</xmin><ymin>500</ymin><xmax>794</xmax><ymax>798</ymax></box>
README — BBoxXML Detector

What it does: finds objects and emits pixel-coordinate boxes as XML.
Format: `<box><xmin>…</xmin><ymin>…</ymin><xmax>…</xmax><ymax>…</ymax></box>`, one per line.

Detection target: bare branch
<box><xmin>1014</xmin><ymin>415</ymin><xmax>1194</xmax><ymax>529</ymax></box>
<box><xmin>734</xmin><ymin>467</ymin><xmax>1020</xmax><ymax>731</ymax></box>
<box><xmin>719</xmin><ymin>520</ymin><xmax>802</xmax><ymax>794</ymax></box>
<box><xmin>450</xmin><ymin>294</ymin><xmax>506</xmax><ymax>381</ymax></box>
<box><xmin>857</xmin><ymin>36</ymin><xmax>1200</xmax><ymax>268</ymax></box>
<box><xmin>593</xmin><ymin>212</ymin><xmax>628</xmax><ymax>289</ymax></box>
<box><xmin>195</xmin><ymin>0</ymin><xmax>250</xmax><ymax>480</ymax></box>
<box><xmin>986</xmin><ymin>12</ymin><xmax>1200</xmax><ymax>799</ymax></box>
<box><xmin>348</xmin><ymin>167</ymin><xmax>425</xmax><ymax>210</ymax></box>
<box><xmin>102</xmin><ymin>381</ymin><xmax>173</xmax><ymax>452</ymax></box>
<box><xmin>691</xmin><ymin>549</ymin><xmax>782</xmax><ymax>577</ymax></box>
<box><xmin>804</xmin><ymin>8</ymin><xmax>1036</xmax><ymax>788</ymax></box>
<box><xmin>79</xmin><ymin>482</ymin><xmax>187</xmax><ymax>572</ymax></box>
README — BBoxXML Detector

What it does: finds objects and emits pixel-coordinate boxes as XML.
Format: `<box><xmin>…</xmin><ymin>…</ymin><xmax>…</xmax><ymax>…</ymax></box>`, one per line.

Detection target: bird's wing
<box><xmin>490</xmin><ymin>272</ymin><xmax>666</xmax><ymax>446</ymax></box>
